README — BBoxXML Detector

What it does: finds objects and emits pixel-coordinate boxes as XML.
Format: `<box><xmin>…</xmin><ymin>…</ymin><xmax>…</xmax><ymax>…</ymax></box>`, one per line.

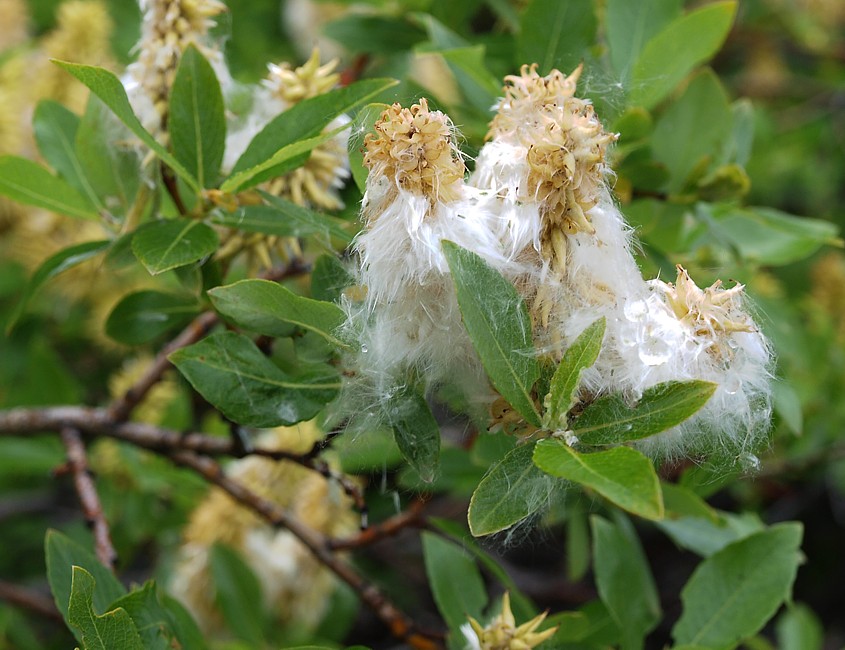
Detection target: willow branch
<box><xmin>168</xmin><ymin>450</ymin><xmax>443</xmax><ymax>650</ymax></box>
<box><xmin>0</xmin><ymin>580</ymin><xmax>63</xmax><ymax>622</ymax></box>
<box><xmin>329</xmin><ymin>497</ymin><xmax>427</xmax><ymax>551</ymax></box>
<box><xmin>59</xmin><ymin>427</ymin><xmax>118</xmax><ymax>570</ymax></box>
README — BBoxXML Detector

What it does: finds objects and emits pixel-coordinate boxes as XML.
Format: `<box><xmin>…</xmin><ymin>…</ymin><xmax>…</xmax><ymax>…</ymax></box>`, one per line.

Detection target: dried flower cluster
<box><xmin>344</xmin><ymin>65</ymin><xmax>774</xmax><ymax>463</ymax></box>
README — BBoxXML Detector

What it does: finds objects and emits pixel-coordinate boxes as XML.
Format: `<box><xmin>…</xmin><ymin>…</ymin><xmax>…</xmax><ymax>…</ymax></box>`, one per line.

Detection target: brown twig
<box><xmin>0</xmin><ymin>579</ymin><xmax>63</xmax><ymax>622</ymax></box>
<box><xmin>59</xmin><ymin>427</ymin><xmax>118</xmax><ymax>571</ymax></box>
<box><xmin>328</xmin><ymin>497</ymin><xmax>428</xmax><ymax>550</ymax></box>
<box><xmin>168</xmin><ymin>450</ymin><xmax>443</xmax><ymax>650</ymax></box>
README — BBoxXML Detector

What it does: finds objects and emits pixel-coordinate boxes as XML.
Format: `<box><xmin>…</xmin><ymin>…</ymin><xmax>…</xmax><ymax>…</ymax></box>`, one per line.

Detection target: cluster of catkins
<box><xmin>345</xmin><ymin>64</ymin><xmax>774</xmax><ymax>463</ymax></box>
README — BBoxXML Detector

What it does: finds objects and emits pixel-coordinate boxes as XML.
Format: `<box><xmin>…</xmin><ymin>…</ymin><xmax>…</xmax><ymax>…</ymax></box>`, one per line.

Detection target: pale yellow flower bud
<box><xmin>465</xmin><ymin>593</ymin><xmax>558</xmax><ymax>650</ymax></box>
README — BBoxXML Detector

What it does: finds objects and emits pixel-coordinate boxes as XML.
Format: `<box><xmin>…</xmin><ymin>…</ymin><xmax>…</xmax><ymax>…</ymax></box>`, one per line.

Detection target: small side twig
<box><xmin>0</xmin><ymin>580</ymin><xmax>63</xmax><ymax>622</ymax></box>
<box><xmin>59</xmin><ymin>427</ymin><xmax>118</xmax><ymax>571</ymax></box>
<box><xmin>168</xmin><ymin>450</ymin><xmax>443</xmax><ymax>650</ymax></box>
<box><xmin>328</xmin><ymin>497</ymin><xmax>427</xmax><ymax>551</ymax></box>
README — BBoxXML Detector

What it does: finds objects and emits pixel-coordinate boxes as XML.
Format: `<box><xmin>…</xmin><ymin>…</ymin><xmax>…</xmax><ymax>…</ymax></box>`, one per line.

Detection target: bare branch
<box><xmin>0</xmin><ymin>580</ymin><xmax>63</xmax><ymax>622</ymax></box>
<box><xmin>60</xmin><ymin>428</ymin><xmax>118</xmax><ymax>571</ymax></box>
<box><xmin>329</xmin><ymin>497</ymin><xmax>427</xmax><ymax>551</ymax></box>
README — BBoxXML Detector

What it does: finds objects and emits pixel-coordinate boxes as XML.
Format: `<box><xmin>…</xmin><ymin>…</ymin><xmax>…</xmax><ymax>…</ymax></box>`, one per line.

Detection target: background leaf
<box><xmin>105</xmin><ymin>290</ymin><xmax>200</xmax><ymax>345</ymax></box>
<box><xmin>169</xmin><ymin>331</ymin><xmax>341</xmax><ymax>427</ymax></box>
<box><xmin>443</xmin><ymin>241</ymin><xmax>540</xmax><ymax>427</ymax></box>
<box><xmin>672</xmin><ymin>523</ymin><xmax>804</xmax><ymax>648</ymax></box>
<box><xmin>605</xmin><ymin>0</ymin><xmax>682</xmax><ymax>82</ymax></box>
<box><xmin>517</xmin><ymin>0</ymin><xmax>596</xmax><ymax>75</ymax></box>
<box><xmin>67</xmin><ymin>567</ymin><xmax>144</xmax><ymax>650</ymax></box>
<box><xmin>534</xmin><ymin>441</ymin><xmax>664</xmax><ymax>520</ymax></box>
<box><xmin>0</xmin><ymin>155</ymin><xmax>98</xmax><ymax>220</ymax></box>
<box><xmin>169</xmin><ymin>44</ymin><xmax>226</xmax><ymax>189</ymax></box>
<box><xmin>385</xmin><ymin>388</ymin><xmax>441</xmax><ymax>483</ymax></box>
<box><xmin>591</xmin><ymin>515</ymin><xmax>661</xmax><ymax>650</ymax></box>
<box><xmin>209</xmin><ymin>543</ymin><xmax>267</xmax><ymax>646</ymax></box>
<box><xmin>421</xmin><ymin>532</ymin><xmax>487</xmax><ymax>635</ymax></box>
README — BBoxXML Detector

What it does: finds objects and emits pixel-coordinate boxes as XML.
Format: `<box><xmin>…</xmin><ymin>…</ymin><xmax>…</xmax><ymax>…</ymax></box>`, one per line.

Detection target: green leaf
<box><xmin>672</xmin><ymin>523</ymin><xmax>804</xmax><ymax>648</ymax></box>
<box><xmin>220</xmin><ymin>121</ymin><xmax>350</xmax><ymax>193</ymax></box>
<box><xmin>226</xmin><ymin>78</ymin><xmax>398</xmax><ymax>189</ymax></box>
<box><xmin>534</xmin><ymin>441</ymin><xmax>664</xmax><ymax>520</ymax></box>
<box><xmin>657</xmin><ymin>511</ymin><xmax>765</xmax><ymax>558</ymax></box>
<box><xmin>109</xmin><ymin>581</ymin><xmax>207</xmax><ymax>650</ymax></box>
<box><xmin>32</xmin><ymin>100</ymin><xmax>103</xmax><ymax>211</ymax></box>
<box><xmin>776</xmin><ymin>603</ymin><xmax>823</xmax><ymax>650</ymax></box>
<box><xmin>629</xmin><ymin>1</ymin><xmax>737</xmax><ymax>110</ymax></box>
<box><xmin>169</xmin><ymin>44</ymin><xmax>226</xmax><ymax>189</ymax></box>
<box><xmin>442</xmin><ymin>241</ymin><xmax>541</xmax><ymax>427</ymax></box>
<box><xmin>544</xmin><ymin>318</ymin><xmax>605</xmax><ymax>429</ymax></box>
<box><xmin>386</xmin><ymin>388</ymin><xmax>441</xmax><ymax>483</ymax></box>
<box><xmin>45</xmin><ymin>530</ymin><xmax>126</xmax><ymax>641</ymax></box>
<box><xmin>606</xmin><ymin>0</ymin><xmax>682</xmax><ymax>81</ymax></box>
<box><xmin>169</xmin><ymin>331</ymin><xmax>341</xmax><ymax>427</ymax></box>
<box><xmin>0</xmin><ymin>155</ymin><xmax>98</xmax><ymax>219</ymax></box>
<box><xmin>211</xmin><ymin>197</ymin><xmax>352</xmax><ymax>245</ymax></box>
<box><xmin>311</xmin><ymin>254</ymin><xmax>354</xmax><ymax>303</ymax></box>
<box><xmin>7</xmin><ymin>240</ymin><xmax>110</xmax><ymax>333</ymax></box>
<box><xmin>209</xmin><ymin>543</ymin><xmax>267</xmax><ymax>646</ymax></box>
<box><xmin>438</xmin><ymin>46</ymin><xmax>501</xmax><ymax>114</ymax></box>
<box><xmin>573</xmin><ymin>380</ymin><xmax>717</xmax><ymax>445</ymax></box>
<box><xmin>67</xmin><ymin>567</ymin><xmax>144</xmax><ymax>650</ymax></box>
<box><xmin>468</xmin><ymin>442</ymin><xmax>554</xmax><ymax>536</ymax></box>
<box><xmin>76</xmin><ymin>96</ymin><xmax>141</xmax><ymax>215</ymax></box>
<box><xmin>660</xmin><ymin>482</ymin><xmax>719</xmax><ymax>522</ymax></box>
<box><xmin>131</xmin><ymin>219</ymin><xmax>219</xmax><ymax>275</ymax></box>
<box><xmin>105</xmin><ymin>290</ymin><xmax>200</xmax><ymax>345</ymax></box>
<box><xmin>54</xmin><ymin>61</ymin><xmax>201</xmax><ymax>192</ymax></box>
<box><xmin>591</xmin><ymin>515</ymin><xmax>661</xmax><ymax>650</ymax></box>
<box><xmin>773</xmin><ymin>381</ymin><xmax>802</xmax><ymax>436</ymax></box>
<box><xmin>208</xmin><ymin>279</ymin><xmax>349</xmax><ymax>349</ymax></box>
<box><xmin>324</xmin><ymin>14</ymin><xmax>426</xmax><ymax>54</ymax></box>
<box><xmin>421</xmin><ymin>532</ymin><xmax>487</xmax><ymax>634</ymax></box>
<box><xmin>705</xmin><ymin>205</ymin><xmax>841</xmax><ymax>266</ymax></box>
<box><xmin>517</xmin><ymin>0</ymin><xmax>596</xmax><ymax>75</ymax></box>
<box><xmin>651</xmin><ymin>69</ymin><xmax>732</xmax><ymax>192</ymax></box>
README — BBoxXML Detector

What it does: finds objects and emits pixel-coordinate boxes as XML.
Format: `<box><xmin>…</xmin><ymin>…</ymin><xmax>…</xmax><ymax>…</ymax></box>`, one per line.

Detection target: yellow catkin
<box><xmin>0</xmin><ymin>55</ymin><xmax>26</xmax><ymax>156</ymax></box>
<box><xmin>466</xmin><ymin>593</ymin><xmax>558</xmax><ymax>650</ymax></box>
<box><xmin>32</xmin><ymin>0</ymin><xmax>115</xmax><ymax>113</ymax></box>
<box><xmin>810</xmin><ymin>252</ymin><xmax>845</xmax><ymax>342</ymax></box>
<box><xmin>170</xmin><ymin>421</ymin><xmax>359</xmax><ymax>634</ymax></box>
<box><xmin>0</xmin><ymin>0</ymin><xmax>30</xmax><ymax>51</ymax></box>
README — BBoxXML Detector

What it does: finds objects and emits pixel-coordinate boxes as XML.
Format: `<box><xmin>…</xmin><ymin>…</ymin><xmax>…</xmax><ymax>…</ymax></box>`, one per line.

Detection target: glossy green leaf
<box><xmin>705</xmin><ymin>205</ymin><xmax>841</xmax><ymax>266</ymax></box>
<box><xmin>76</xmin><ymin>96</ymin><xmax>141</xmax><ymax>215</ymax></box>
<box><xmin>386</xmin><ymin>388</ymin><xmax>441</xmax><ymax>483</ymax></box>
<box><xmin>32</xmin><ymin>100</ymin><xmax>103</xmax><ymax>211</ymax></box>
<box><xmin>220</xmin><ymin>121</ymin><xmax>350</xmax><ymax>193</ymax></box>
<box><xmin>45</xmin><ymin>530</ymin><xmax>126</xmax><ymax>642</ymax></box>
<box><xmin>544</xmin><ymin>318</ymin><xmax>605</xmax><ymax>429</ymax></box>
<box><xmin>606</xmin><ymin>0</ymin><xmax>682</xmax><ymax>81</ymax></box>
<box><xmin>169</xmin><ymin>45</ymin><xmax>226</xmax><ymax>188</ymax></box>
<box><xmin>776</xmin><ymin>603</ymin><xmax>824</xmax><ymax>650</ymax></box>
<box><xmin>131</xmin><ymin>220</ymin><xmax>219</xmax><ymax>275</ymax></box>
<box><xmin>518</xmin><ymin>0</ymin><xmax>596</xmax><ymax>75</ymax></box>
<box><xmin>209</xmin><ymin>543</ymin><xmax>267</xmax><ymax>645</ymax></box>
<box><xmin>657</xmin><ymin>511</ymin><xmax>765</xmax><ymax>558</ymax></box>
<box><xmin>573</xmin><ymin>380</ymin><xmax>717</xmax><ymax>445</ymax></box>
<box><xmin>629</xmin><ymin>2</ymin><xmax>737</xmax><ymax>109</ymax></box>
<box><xmin>421</xmin><ymin>532</ymin><xmax>487</xmax><ymax>633</ymax></box>
<box><xmin>226</xmin><ymin>78</ymin><xmax>397</xmax><ymax>190</ymax></box>
<box><xmin>7</xmin><ymin>240</ymin><xmax>110</xmax><ymax>333</ymax></box>
<box><xmin>651</xmin><ymin>69</ymin><xmax>732</xmax><ymax>192</ymax></box>
<box><xmin>109</xmin><ymin>582</ymin><xmax>207</xmax><ymax>650</ymax></box>
<box><xmin>208</xmin><ymin>279</ymin><xmax>349</xmax><ymax>348</ymax></box>
<box><xmin>105</xmin><ymin>290</ymin><xmax>200</xmax><ymax>345</ymax></box>
<box><xmin>591</xmin><ymin>516</ymin><xmax>661</xmax><ymax>650</ymax></box>
<box><xmin>534</xmin><ymin>440</ymin><xmax>664</xmax><ymax>520</ymax></box>
<box><xmin>212</xmin><ymin>194</ymin><xmax>352</xmax><ymax>244</ymax></box>
<box><xmin>169</xmin><ymin>331</ymin><xmax>341</xmax><ymax>427</ymax></box>
<box><xmin>67</xmin><ymin>567</ymin><xmax>144</xmax><ymax>650</ymax></box>
<box><xmin>672</xmin><ymin>523</ymin><xmax>803</xmax><ymax>648</ymax></box>
<box><xmin>443</xmin><ymin>241</ymin><xmax>541</xmax><ymax>427</ymax></box>
<box><xmin>54</xmin><ymin>61</ymin><xmax>200</xmax><ymax>191</ymax></box>
<box><xmin>0</xmin><ymin>155</ymin><xmax>98</xmax><ymax>219</ymax></box>
<box><xmin>468</xmin><ymin>442</ymin><xmax>554</xmax><ymax>536</ymax></box>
